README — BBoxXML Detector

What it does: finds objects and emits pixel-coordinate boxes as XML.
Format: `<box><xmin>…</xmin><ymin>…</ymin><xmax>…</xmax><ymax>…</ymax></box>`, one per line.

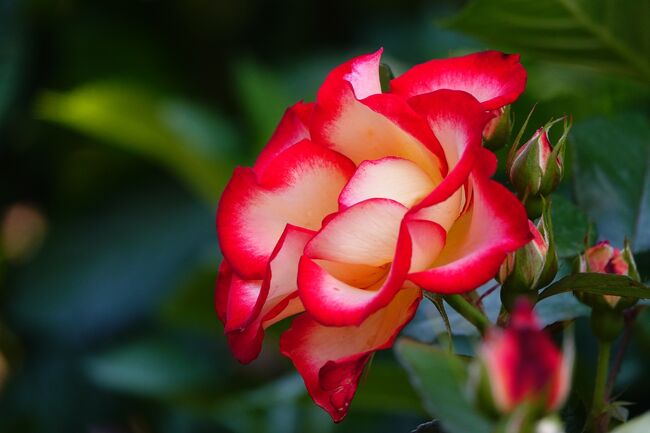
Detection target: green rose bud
<box><xmin>499</xmin><ymin>206</ymin><xmax>558</xmax><ymax>311</ymax></box>
<box><xmin>507</xmin><ymin>117</ymin><xmax>570</xmax><ymax>218</ymax></box>
<box><xmin>483</xmin><ymin>105</ymin><xmax>512</xmax><ymax>151</ymax></box>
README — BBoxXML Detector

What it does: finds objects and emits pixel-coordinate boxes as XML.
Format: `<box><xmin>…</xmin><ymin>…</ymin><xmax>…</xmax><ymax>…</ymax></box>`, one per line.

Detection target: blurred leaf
<box><xmin>234</xmin><ymin>60</ymin><xmax>293</xmax><ymax>151</ymax></box>
<box><xmin>610</xmin><ymin>411</ymin><xmax>650</xmax><ymax>433</ymax></box>
<box><xmin>11</xmin><ymin>187</ymin><xmax>214</xmax><ymax>345</ymax></box>
<box><xmin>354</xmin><ymin>358</ymin><xmax>425</xmax><ymax>415</ymax></box>
<box><xmin>571</xmin><ymin>114</ymin><xmax>650</xmax><ymax>252</ymax></box>
<box><xmin>539</xmin><ymin>273</ymin><xmax>650</xmax><ymax>300</ymax></box>
<box><xmin>551</xmin><ymin>194</ymin><xmax>594</xmax><ymax>258</ymax></box>
<box><xmin>394</xmin><ymin>339</ymin><xmax>493</xmax><ymax>433</ymax></box>
<box><xmin>447</xmin><ymin>0</ymin><xmax>650</xmax><ymax>82</ymax></box>
<box><xmin>36</xmin><ymin>83</ymin><xmax>238</xmax><ymax>203</ymax></box>
<box><xmin>85</xmin><ymin>336</ymin><xmax>221</xmax><ymax>397</ymax></box>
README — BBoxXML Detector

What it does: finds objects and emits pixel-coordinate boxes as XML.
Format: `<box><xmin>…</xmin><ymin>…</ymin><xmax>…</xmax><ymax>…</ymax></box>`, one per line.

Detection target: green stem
<box><xmin>591</xmin><ymin>340</ymin><xmax>612</xmax><ymax>432</ymax></box>
<box><xmin>444</xmin><ymin>294</ymin><xmax>491</xmax><ymax>335</ymax></box>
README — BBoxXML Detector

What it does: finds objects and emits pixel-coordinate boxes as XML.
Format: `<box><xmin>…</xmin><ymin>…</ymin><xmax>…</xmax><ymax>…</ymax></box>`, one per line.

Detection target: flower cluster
<box><xmin>215</xmin><ymin>50</ymin><xmax>532</xmax><ymax>421</ymax></box>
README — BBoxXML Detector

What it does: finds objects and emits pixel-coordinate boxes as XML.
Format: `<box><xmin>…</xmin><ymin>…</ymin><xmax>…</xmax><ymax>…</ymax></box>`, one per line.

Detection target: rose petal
<box><xmin>312</xmin><ymin>52</ymin><xmax>445</xmax><ymax>181</ymax></box>
<box><xmin>391</xmin><ymin>50</ymin><xmax>527</xmax><ymax>110</ymax></box>
<box><xmin>408</xmin><ymin>89</ymin><xmax>492</xmax><ymax>214</ymax></box>
<box><xmin>217</xmin><ymin>140</ymin><xmax>355</xmax><ymax>279</ymax></box>
<box><xmin>280</xmin><ymin>285</ymin><xmax>422</xmax><ymax>422</ymax></box>
<box><xmin>217</xmin><ymin>225</ymin><xmax>312</xmax><ymax>364</ymax></box>
<box><xmin>338</xmin><ymin>157</ymin><xmax>436</xmax><ymax>209</ymax></box>
<box><xmin>253</xmin><ymin>101</ymin><xmax>314</xmax><ymax>177</ymax></box>
<box><xmin>408</xmin><ymin>169</ymin><xmax>531</xmax><ymax>293</ymax></box>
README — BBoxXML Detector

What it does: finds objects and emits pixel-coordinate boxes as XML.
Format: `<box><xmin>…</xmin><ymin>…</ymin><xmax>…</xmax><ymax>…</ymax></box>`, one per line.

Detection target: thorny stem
<box><xmin>444</xmin><ymin>294</ymin><xmax>491</xmax><ymax>336</ymax></box>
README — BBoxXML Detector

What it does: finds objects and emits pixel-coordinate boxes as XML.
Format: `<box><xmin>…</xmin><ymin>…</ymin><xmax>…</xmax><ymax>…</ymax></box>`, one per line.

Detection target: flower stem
<box><xmin>444</xmin><ymin>294</ymin><xmax>491</xmax><ymax>335</ymax></box>
<box><xmin>591</xmin><ymin>340</ymin><xmax>612</xmax><ymax>432</ymax></box>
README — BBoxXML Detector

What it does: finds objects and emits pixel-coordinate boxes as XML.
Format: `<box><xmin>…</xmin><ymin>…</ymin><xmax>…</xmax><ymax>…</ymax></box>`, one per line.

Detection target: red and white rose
<box><xmin>216</xmin><ymin>49</ymin><xmax>531</xmax><ymax>421</ymax></box>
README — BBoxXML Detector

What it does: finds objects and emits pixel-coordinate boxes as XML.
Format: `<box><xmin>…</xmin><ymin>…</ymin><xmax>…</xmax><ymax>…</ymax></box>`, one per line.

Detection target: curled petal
<box><xmin>408</xmin><ymin>169</ymin><xmax>531</xmax><ymax>294</ymax></box>
<box><xmin>280</xmin><ymin>285</ymin><xmax>422</xmax><ymax>422</ymax></box>
<box><xmin>253</xmin><ymin>101</ymin><xmax>314</xmax><ymax>177</ymax></box>
<box><xmin>408</xmin><ymin>89</ymin><xmax>492</xmax><ymax>214</ymax></box>
<box><xmin>216</xmin><ymin>225</ymin><xmax>313</xmax><ymax>364</ymax></box>
<box><xmin>391</xmin><ymin>50</ymin><xmax>527</xmax><ymax>110</ymax></box>
<box><xmin>299</xmin><ymin>199</ymin><xmax>410</xmax><ymax>326</ymax></box>
<box><xmin>312</xmin><ymin>54</ymin><xmax>445</xmax><ymax>181</ymax></box>
<box><xmin>217</xmin><ymin>140</ymin><xmax>355</xmax><ymax>279</ymax></box>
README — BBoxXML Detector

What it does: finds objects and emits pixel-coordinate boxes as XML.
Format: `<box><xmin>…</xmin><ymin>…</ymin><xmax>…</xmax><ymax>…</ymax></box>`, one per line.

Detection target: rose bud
<box><xmin>483</xmin><ymin>105</ymin><xmax>512</xmax><ymax>151</ymax></box>
<box><xmin>573</xmin><ymin>240</ymin><xmax>640</xmax><ymax>342</ymax></box>
<box><xmin>573</xmin><ymin>240</ymin><xmax>640</xmax><ymax>312</ymax></box>
<box><xmin>478</xmin><ymin>300</ymin><xmax>572</xmax><ymax>416</ymax></box>
<box><xmin>499</xmin><ymin>210</ymin><xmax>558</xmax><ymax>310</ymax></box>
<box><xmin>507</xmin><ymin>117</ymin><xmax>570</xmax><ymax>217</ymax></box>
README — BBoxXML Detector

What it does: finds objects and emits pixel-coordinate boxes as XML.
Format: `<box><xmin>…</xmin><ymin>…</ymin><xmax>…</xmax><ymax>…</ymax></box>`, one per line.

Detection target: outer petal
<box><xmin>253</xmin><ymin>101</ymin><xmax>314</xmax><ymax>177</ymax></box>
<box><xmin>280</xmin><ymin>285</ymin><xmax>422</xmax><ymax>422</ymax></box>
<box><xmin>217</xmin><ymin>225</ymin><xmax>313</xmax><ymax>364</ymax></box>
<box><xmin>338</xmin><ymin>157</ymin><xmax>436</xmax><ymax>209</ymax></box>
<box><xmin>312</xmin><ymin>53</ymin><xmax>445</xmax><ymax>181</ymax></box>
<box><xmin>408</xmin><ymin>169</ymin><xmax>531</xmax><ymax>294</ymax></box>
<box><xmin>217</xmin><ymin>140</ymin><xmax>355</xmax><ymax>279</ymax></box>
<box><xmin>391</xmin><ymin>51</ymin><xmax>527</xmax><ymax>110</ymax></box>
<box><xmin>408</xmin><ymin>89</ymin><xmax>493</xmax><ymax>214</ymax></box>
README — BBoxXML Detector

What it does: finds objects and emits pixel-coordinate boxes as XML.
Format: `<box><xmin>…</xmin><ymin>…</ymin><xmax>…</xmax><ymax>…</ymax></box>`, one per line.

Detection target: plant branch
<box><xmin>444</xmin><ymin>294</ymin><xmax>491</xmax><ymax>335</ymax></box>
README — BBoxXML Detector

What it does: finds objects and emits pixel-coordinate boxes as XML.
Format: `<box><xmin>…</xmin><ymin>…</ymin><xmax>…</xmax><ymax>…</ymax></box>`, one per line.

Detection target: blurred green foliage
<box><xmin>0</xmin><ymin>0</ymin><xmax>649</xmax><ymax>432</ymax></box>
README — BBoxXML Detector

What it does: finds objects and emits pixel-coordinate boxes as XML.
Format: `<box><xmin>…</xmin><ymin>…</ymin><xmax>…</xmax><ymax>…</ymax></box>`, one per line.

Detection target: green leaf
<box><xmin>571</xmin><ymin>114</ymin><xmax>650</xmax><ymax>252</ymax></box>
<box><xmin>610</xmin><ymin>411</ymin><xmax>650</xmax><ymax>433</ymax></box>
<box><xmin>394</xmin><ymin>338</ymin><xmax>493</xmax><ymax>433</ymax></box>
<box><xmin>538</xmin><ymin>273</ymin><xmax>650</xmax><ymax>300</ymax></box>
<box><xmin>551</xmin><ymin>194</ymin><xmax>594</xmax><ymax>258</ymax></box>
<box><xmin>36</xmin><ymin>82</ymin><xmax>237</xmax><ymax>203</ymax></box>
<box><xmin>447</xmin><ymin>0</ymin><xmax>650</xmax><ymax>83</ymax></box>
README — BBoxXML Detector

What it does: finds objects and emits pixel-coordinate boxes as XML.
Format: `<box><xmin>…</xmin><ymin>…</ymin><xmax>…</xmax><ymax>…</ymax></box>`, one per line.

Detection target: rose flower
<box><xmin>216</xmin><ymin>50</ymin><xmax>531</xmax><ymax>421</ymax></box>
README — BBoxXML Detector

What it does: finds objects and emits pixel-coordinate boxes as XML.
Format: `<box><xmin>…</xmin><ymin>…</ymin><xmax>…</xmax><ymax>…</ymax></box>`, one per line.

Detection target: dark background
<box><xmin>1</xmin><ymin>0</ymin><xmax>649</xmax><ymax>432</ymax></box>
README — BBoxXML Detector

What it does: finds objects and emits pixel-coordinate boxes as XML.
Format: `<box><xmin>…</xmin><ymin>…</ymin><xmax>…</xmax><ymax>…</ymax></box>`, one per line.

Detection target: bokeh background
<box><xmin>1</xmin><ymin>0</ymin><xmax>649</xmax><ymax>432</ymax></box>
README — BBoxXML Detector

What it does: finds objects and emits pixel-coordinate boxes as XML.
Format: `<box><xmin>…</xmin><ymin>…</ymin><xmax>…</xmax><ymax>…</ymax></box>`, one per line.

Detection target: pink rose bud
<box><xmin>499</xmin><ymin>210</ymin><xmax>558</xmax><ymax>310</ymax></box>
<box><xmin>483</xmin><ymin>106</ymin><xmax>512</xmax><ymax>151</ymax></box>
<box><xmin>507</xmin><ymin>117</ymin><xmax>570</xmax><ymax>206</ymax></box>
<box><xmin>574</xmin><ymin>240</ymin><xmax>640</xmax><ymax>311</ymax></box>
<box><xmin>479</xmin><ymin>300</ymin><xmax>572</xmax><ymax>414</ymax></box>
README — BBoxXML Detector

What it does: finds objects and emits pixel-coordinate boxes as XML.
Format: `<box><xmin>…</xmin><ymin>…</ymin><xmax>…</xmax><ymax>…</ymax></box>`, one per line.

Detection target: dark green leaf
<box><xmin>539</xmin><ymin>273</ymin><xmax>650</xmax><ymax>300</ymax></box>
<box><xmin>551</xmin><ymin>194</ymin><xmax>594</xmax><ymax>258</ymax></box>
<box><xmin>394</xmin><ymin>338</ymin><xmax>493</xmax><ymax>433</ymax></box>
<box><xmin>572</xmin><ymin>114</ymin><xmax>650</xmax><ymax>252</ymax></box>
<box><xmin>447</xmin><ymin>0</ymin><xmax>650</xmax><ymax>83</ymax></box>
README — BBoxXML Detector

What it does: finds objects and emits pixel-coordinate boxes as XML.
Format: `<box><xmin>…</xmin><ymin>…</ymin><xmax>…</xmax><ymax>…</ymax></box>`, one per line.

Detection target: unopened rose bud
<box><xmin>499</xmin><ymin>209</ymin><xmax>558</xmax><ymax>311</ymax></box>
<box><xmin>478</xmin><ymin>300</ymin><xmax>572</xmax><ymax>416</ymax></box>
<box><xmin>573</xmin><ymin>240</ymin><xmax>639</xmax><ymax>312</ymax></box>
<box><xmin>507</xmin><ymin>117</ymin><xmax>570</xmax><ymax>217</ymax></box>
<box><xmin>483</xmin><ymin>106</ymin><xmax>512</xmax><ymax>151</ymax></box>
<box><xmin>573</xmin><ymin>240</ymin><xmax>639</xmax><ymax>342</ymax></box>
